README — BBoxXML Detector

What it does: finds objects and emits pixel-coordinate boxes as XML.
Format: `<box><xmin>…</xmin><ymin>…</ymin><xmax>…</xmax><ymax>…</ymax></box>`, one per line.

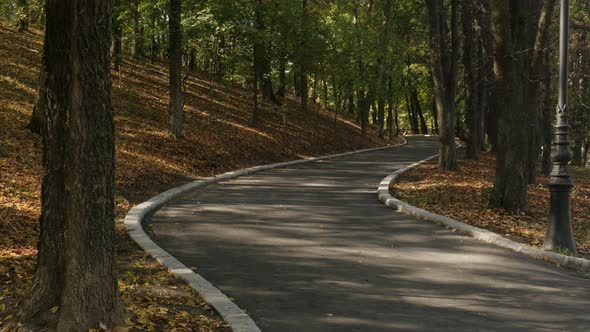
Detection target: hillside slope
<box><xmin>0</xmin><ymin>23</ymin><xmax>395</xmax><ymax>330</ymax></box>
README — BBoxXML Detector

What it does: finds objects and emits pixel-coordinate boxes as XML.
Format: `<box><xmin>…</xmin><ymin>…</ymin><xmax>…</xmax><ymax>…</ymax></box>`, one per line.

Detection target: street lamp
<box><xmin>543</xmin><ymin>0</ymin><xmax>577</xmax><ymax>254</ymax></box>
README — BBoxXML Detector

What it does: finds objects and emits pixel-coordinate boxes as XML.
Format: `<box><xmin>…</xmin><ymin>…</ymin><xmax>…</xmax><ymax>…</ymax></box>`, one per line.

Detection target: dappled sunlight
<box><xmin>0</xmin><ymin>75</ymin><xmax>36</xmax><ymax>96</ymax></box>
<box><xmin>118</xmin><ymin>148</ymin><xmax>187</xmax><ymax>174</ymax></box>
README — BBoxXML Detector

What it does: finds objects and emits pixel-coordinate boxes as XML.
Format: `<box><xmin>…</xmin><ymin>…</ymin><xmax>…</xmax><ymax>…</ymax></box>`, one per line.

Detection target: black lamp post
<box><xmin>543</xmin><ymin>0</ymin><xmax>577</xmax><ymax>254</ymax></box>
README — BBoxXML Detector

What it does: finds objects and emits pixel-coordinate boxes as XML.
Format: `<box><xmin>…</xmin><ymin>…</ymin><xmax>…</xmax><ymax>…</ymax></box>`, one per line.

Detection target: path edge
<box><xmin>124</xmin><ymin>138</ymin><xmax>408</xmax><ymax>332</ymax></box>
<box><xmin>377</xmin><ymin>154</ymin><xmax>590</xmax><ymax>276</ymax></box>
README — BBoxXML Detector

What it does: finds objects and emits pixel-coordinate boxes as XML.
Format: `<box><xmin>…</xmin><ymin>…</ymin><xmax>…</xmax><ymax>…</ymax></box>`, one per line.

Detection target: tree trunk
<box><xmin>299</xmin><ymin>0</ymin><xmax>309</xmax><ymax>112</ymax></box>
<box><xmin>412</xmin><ymin>87</ymin><xmax>428</xmax><ymax>134</ymax></box>
<box><xmin>312</xmin><ymin>72</ymin><xmax>318</xmax><ymax>105</ymax></box>
<box><xmin>463</xmin><ymin>0</ymin><xmax>481</xmax><ymax>159</ymax></box>
<box><xmin>425</xmin><ymin>0</ymin><xmax>459</xmax><ymax>171</ymax></box>
<box><xmin>406</xmin><ymin>93</ymin><xmax>418</xmax><ymax>134</ymax></box>
<box><xmin>377</xmin><ymin>0</ymin><xmax>393</xmax><ymax>139</ymax></box>
<box><xmin>277</xmin><ymin>41</ymin><xmax>287</xmax><ymax>98</ymax></box>
<box><xmin>347</xmin><ymin>90</ymin><xmax>355</xmax><ymax>115</ymax></box>
<box><xmin>478</xmin><ymin>0</ymin><xmax>497</xmax><ymax>151</ymax></box>
<box><xmin>431</xmin><ymin>97</ymin><xmax>439</xmax><ymax>135</ymax></box>
<box><xmin>526</xmin><ymin>0</ymin><xmax>557</xmax><ymax>182</ymax></box>
<box><xmin>169</xmin><ymin>0</ymin><xmax>184</xmax><ymax>138</ymax></box>
<box><xmin>18</xmin><ymin>0</ymin><xmax>125</xmax><ymax>329</ymax></box>
<box><xmin>132</xmin><ymin>0</ymin><xmax>143</xmax><ymax>59</ymax></box>
<box><xmin>323</xmin><ymin>80</ymin><xmax>329</xmax><ymax>108</ymax></box>
<box><xmin>188</xmin><ymin>47</ymin><xmax>197</xmax><ymax>71</ymax></box>
<box><xmin>112</xmin><ymin>0</ymin><xmax>122</xmax><ymax>72</ymax></box>
<box><xmin>27</xmin><ymin>71</ymin><xmax>45</xmax><ymax>135</ymax></box>
<box><xmin>252</xmin><ymin>58</ymin><xmax>259</xmax><ymax>127</ymax></box>
<box><xmin>16</xmin><ymin>0</ymin><xmax>29</xmax><ymax>32</ymax></box>
<box><xmin>150</xmin><ymin>8</ymin><xmax>159</xmax><ymax>64</ymax></box>
<box><xmin>358</xmin><ymin>90</ymin><xmax>367</xmax><ymax>137</ymax></box>
<box><xmin>300</xmin><ymin>72</ymin><xmax>308</xmax><ymax>111</ymax></box>
<box><xmin>541</xmin><ymin>51</ymin><xmax>553</xmax><ymax>175</ymax></box>
<box><xmin>490</xmin><ymin>0</ymin><xmax>542</xmax><ymax>212</ymax></box>
<box><xmin>386</xmin><ymin>77</ymin><xmax>395</xmax><ymax>139</ymax></box>
<box><xmin>477</xmin><ymin>36</ymin><xmax>487</xmax><ymax>151</ymax></box>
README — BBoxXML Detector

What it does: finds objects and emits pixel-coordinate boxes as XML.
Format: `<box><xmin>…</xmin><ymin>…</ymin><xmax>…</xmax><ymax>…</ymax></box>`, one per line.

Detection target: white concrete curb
<box><xmin>377</xmin><ymin>153</ymin><xmax>590</xmax><ymax>277</ymax></box>
<box><xmin>124</xmin><ymin>138</ymin><xmax>408</xmax><ymax>332</ymax></box>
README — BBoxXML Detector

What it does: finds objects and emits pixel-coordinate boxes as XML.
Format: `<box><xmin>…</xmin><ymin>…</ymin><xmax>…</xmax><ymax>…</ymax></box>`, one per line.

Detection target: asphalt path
<box><xmin>148</xmin><ymin>136</ymin><xmax>590</xmax><ymax>332</ymax></box>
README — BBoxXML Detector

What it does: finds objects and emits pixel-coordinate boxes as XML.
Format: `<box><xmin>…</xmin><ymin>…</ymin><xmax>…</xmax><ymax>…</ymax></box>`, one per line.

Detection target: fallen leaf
<box><xmin>112</xmin><ymin>326</ymin><xmax>129</xmax><ymax>332</ymax></box>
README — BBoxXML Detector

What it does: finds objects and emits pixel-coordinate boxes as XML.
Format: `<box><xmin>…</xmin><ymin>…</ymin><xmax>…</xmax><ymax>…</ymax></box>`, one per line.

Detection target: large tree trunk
<box><xmin>463</xmin><ymin>0</ymin><xmax>481</xmax><ymax>160</ymax></box>
<box><xmin>169</xmin><ymin>0</ymin><xmax>184</xmax><ymax>138</ymax></box>
<box><xmin>18</xmin><ymin>0</ymin><xmax>125</xmax><ymax>330</ymax></box>
<box><xmin>425</xmin><ymin>0</ymin><xmax>459</xmax><ymax>171</ymax></box>
<box><xmin>478</xmin><ymin>0</ymin><xmax>497</xmax><ymax>152</ymax></box>
<box><xmin>491</xmin><ymin>0</ymin><xmax>542</xmax><ymax>212</ymax></box>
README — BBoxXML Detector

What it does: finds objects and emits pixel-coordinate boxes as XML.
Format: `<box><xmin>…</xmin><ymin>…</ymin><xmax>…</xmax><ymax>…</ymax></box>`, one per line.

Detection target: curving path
<box><xmin>148</xmin><ymin>137</ymin><xmax>590</xmax><ymax>332</ymax></box>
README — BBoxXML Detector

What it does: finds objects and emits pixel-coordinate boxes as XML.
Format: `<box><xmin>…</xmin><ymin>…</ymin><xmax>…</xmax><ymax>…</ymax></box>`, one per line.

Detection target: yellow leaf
<box><xmin>138</xmin><ymin>316</ymin><xmax>149</xmax><ymax>325</ymax></box>
<box><xmin>112</xmin><ymin>327</ymin><xmax>129</xmax><ymax>332</ymax></box>
<box><xmin>88</xmin><ymin>329</ymin><xmax>97</xmax><ymax>332</ymax></box>
<box><xmin>0</xmin><ymin>304</ymin><xmax>4</xmax><ymax>312</ymax></box>
<box><xmin>2</xmin><ymin>315</ymin><xmax>12</xmax><ymax>321</ymax></box>
<box><xmin>49</xmin><ymin>306</ymin><xmax>59</xmax><ymax>314</ymax></box>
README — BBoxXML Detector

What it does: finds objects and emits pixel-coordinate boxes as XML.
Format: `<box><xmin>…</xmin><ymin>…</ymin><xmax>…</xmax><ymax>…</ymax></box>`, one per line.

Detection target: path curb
<box><xmin>377</xmin><ymin>153</ymin><xmax>590</xmax><ymax>277</ymax></box>
<box><xmin>124</xmin><ymin>138</ymin><xmax>408</xmax><ymax>332</ymax></box>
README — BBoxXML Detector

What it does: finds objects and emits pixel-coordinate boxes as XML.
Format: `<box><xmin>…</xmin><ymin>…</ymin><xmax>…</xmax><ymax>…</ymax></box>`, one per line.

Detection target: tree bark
<box><xmin>425</xmin><ymin>0</ymin><xmax>459</xmax><ymax>171</ymax></box>
<box><xmin>526</xmin><ymin>0</ymin><xmax>557</xmax><ymax>182</ymax></box>
<box><xmin>463</xmin><ymin>0</ymin><xmax>481</xmax><ymax>160</ymax></box>
<box><xmin>252</xmin><ymin>54</ymin><xmax>259</xmax><ymax>127</ymax></box>
<box><xmin>150</xmin><ymin>7</ymin><xmax>160</xmax><ymax>64</ymax></box>
<box><xmin>18</xmin><ymin>0</ymin><xmax>125</xmax><ymax>329</ymax></box>
<box><xmin>169</xmin><ymin>0</ymin><xmax>184</xmax><ymax>138</ymax></box>
<box><xmin>478</xmin><ymin>0</ymin><xmax>497</xmax><ymax>151</ymax></box>
<box><xmin>490</xmin><ymin>0</ymin><xmax>542</xmax><ymax>212</ymax></box>
<box><xmin>412</xmin><ymin>87</ymin><xmax>428</xmax><ymax>134</ymax></box>
<box><xmin>386</xmin><ymin>76</ymin><xmax>396</xmax><ymax>139</ymax></box>
<box><xmin>132</xmin><ymin>0</ymin><xmax>143</xmax><ymax>59</ymax></box>
<box><xmin>277</xmin><ymin>39</ymin><xmax>287</xmax><ymax>98</ymax></box>
<box><xmin>541</xmin><ymin>53</ymin><xmax>554</xmax><ymax>175</ymax></box>
<box><xmin>406</xmin><ymin>92</ymin><xmax>419</xmax><ymax>134</ymax></box>
<box><xmin>27</xmin><ymin>71</ymin><xmax>45</xmax><ymax>135</ymax></box>
<box><xmin>377</xmin><ymin>0</ymin><xmax>393</xmax><ymax>139</ymax></box>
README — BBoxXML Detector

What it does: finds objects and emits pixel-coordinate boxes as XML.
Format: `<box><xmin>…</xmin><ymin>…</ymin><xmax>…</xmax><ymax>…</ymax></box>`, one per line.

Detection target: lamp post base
<box><xmin>543</xmin><ymin>186</ymin><xmax>577</xmax><ymax>255</ymax></box>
